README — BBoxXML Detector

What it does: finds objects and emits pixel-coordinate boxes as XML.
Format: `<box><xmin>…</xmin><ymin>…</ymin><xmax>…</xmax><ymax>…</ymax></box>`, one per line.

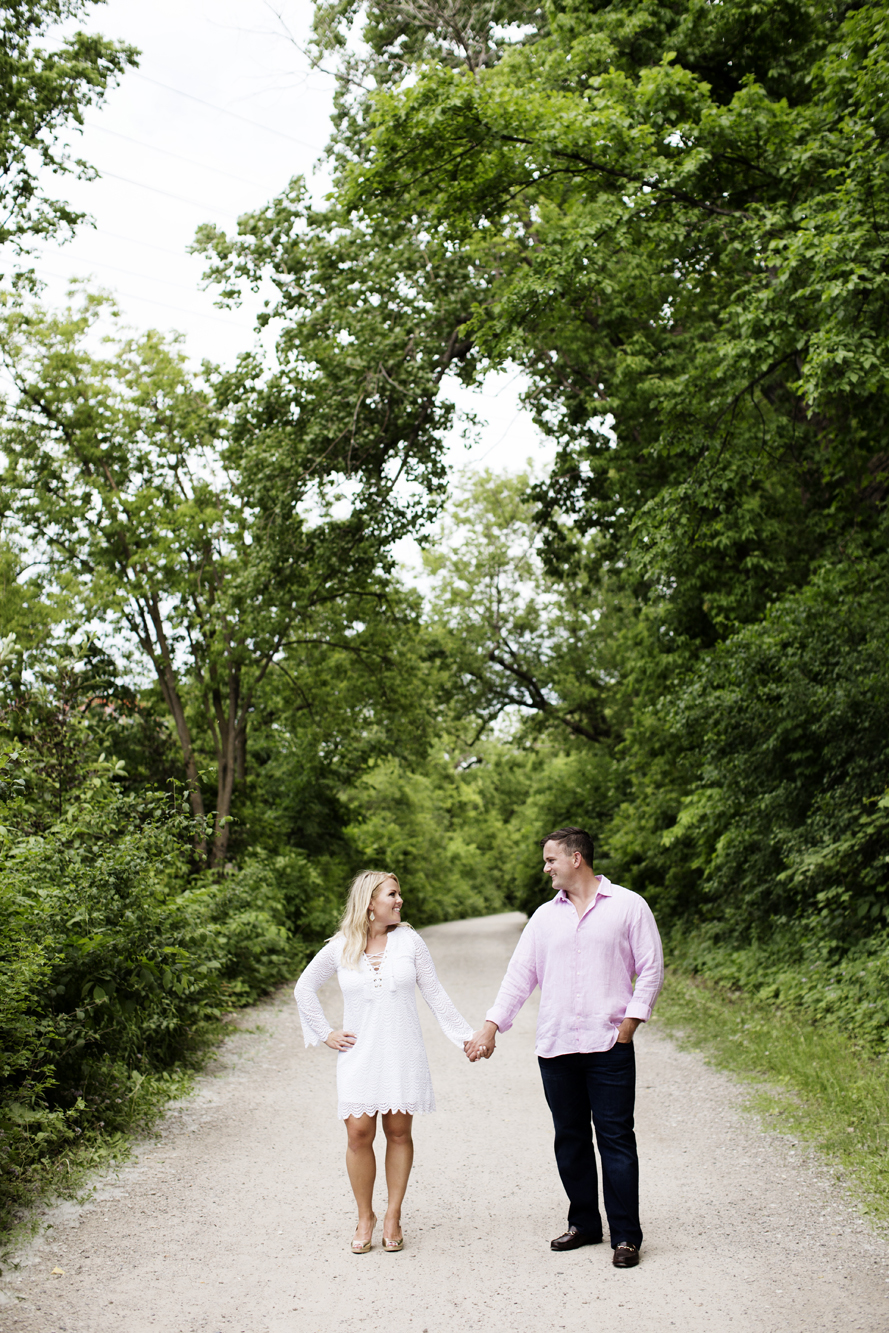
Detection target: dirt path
<box><xmin>2</xmin><ymin>912</ymin><xmax>888</xmax><ymax>1333</ymax></box>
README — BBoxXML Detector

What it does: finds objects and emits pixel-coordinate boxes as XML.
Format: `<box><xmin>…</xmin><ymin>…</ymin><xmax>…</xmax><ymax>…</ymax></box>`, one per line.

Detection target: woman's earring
<box><xmin>369</xmin><ymin>911</ymin><xmax>375</xmax><ymax>922</ymax></box>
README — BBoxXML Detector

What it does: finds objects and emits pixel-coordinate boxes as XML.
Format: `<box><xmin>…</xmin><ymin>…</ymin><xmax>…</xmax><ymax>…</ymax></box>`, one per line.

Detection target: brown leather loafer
<box><xmin>612</xmin><ymin>1243</ymin><xmax>640</xmax><ymax>1268</ymax></box>
<box><xmin>550</xmin><ymin>1226</ymin><xmax>603</xmax><ymax>1251</ymax></box>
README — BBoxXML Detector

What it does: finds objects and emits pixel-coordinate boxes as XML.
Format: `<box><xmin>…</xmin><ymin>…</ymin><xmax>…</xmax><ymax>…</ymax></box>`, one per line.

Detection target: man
<box><xmin>465</xmin><ymin>827</ymin><xmax>663</xmax><ymax>1268</ymax></box>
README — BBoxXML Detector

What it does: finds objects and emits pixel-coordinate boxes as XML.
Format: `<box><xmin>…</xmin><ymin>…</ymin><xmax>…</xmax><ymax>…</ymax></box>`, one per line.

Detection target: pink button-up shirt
<box><xmin>486</xmin><ymin>876</ymin><xmax>664</xmax><ymax>1057</ymax></box>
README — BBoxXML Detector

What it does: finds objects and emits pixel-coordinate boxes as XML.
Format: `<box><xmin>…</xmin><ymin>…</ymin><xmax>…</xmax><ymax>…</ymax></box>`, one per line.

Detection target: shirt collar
<box><xmin>555</xmin><ymin>874</ymin><xmax>613</xmax><ymax>904</ymax></box>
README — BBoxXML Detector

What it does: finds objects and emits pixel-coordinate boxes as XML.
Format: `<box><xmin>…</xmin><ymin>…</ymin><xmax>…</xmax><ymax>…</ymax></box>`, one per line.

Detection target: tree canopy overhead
<box><xmin>302</xmin><ymin>0</ymin><xmax>887</xmax><ymax>640</ymax></box>
<box><xmin>0</xmin><ymin>293</ymin><xmax>441</xmax><ymax>866</ymax></box>
<box><xmin>0</xmin><ymin>1</ymin><xmax>137</xmax><ymax>264</ymax></box>
<box><xmin>3</xmin><ymin>1</ymin><xmax>889</xmax><ymax>1228</ymax></box>
<box><xmin>263</xmin><ymin>0</ymin><xmax>889</xmax><ymax>956</ymax></box>
<box><xmin>3</xmin><ymin>0</ymin><xmax>883</xmax><ymax>942</ymax></box>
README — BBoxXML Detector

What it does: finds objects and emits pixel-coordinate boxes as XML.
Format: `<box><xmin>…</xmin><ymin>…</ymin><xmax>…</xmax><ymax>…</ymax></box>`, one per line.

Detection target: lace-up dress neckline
<box><xmin>364</xmin><ymin>938</ymin><xmax>388</xmax><ymax>989</ymax></box>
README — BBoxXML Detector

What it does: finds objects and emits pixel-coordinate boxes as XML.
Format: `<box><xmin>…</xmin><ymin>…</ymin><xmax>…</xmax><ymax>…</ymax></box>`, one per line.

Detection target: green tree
<box><xmin>225</xmin><ymin>579</ymin><xmax>440</xmax><ymax>879</ymax></box>
<box><xmin>343</xmin><ymin>729</ymin><xmax>537</xmax><ymax>924</ymax></box>
<box><xmin>423</xmin><ymin>468</ymin><xmax>614</xmax><ymax>743</ymax></box>
<box><xmin>192</xmin><ymin>178</ymin><xmax>485</xmax><ymax>530</ymax></box>
<box><xmin>0</xmin><ymin>1</ymin><xmax>137</xmax><ymax>264</ymax></box>
<box><xmin>662</xmin><ymin>555</ymin><xmax>889</xmax><ymax>939</ymax></box>
<box><xmin>0</xmin><ymin>536</ymin><xmax>72</xmax><ymax>650</ymax></box>
<box><xmin>324</xmin><ymin>0</ymin><xmax>888</xmax><ymax>639</ymax></box>
<box><xmin>304</xmin><ymin>0</ymin><xmax>889</xmax><ymax>946</ymax></box>
<box><xmin>0</xmin><ymin>295</ymin><xmax>433</xmax><ymax>866</ymax></box>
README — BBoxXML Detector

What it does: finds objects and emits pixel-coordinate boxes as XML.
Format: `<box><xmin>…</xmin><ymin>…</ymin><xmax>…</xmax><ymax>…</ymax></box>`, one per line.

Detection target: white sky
<box><xmin>31</xmin><ymin>0</ymin><xmax>550</xmax><ymax>500</ymax></box>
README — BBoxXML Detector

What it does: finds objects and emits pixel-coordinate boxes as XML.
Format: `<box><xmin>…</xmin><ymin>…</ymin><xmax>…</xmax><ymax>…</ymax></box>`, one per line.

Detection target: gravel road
<box><xmin>2</xmin><ymin>911</ymin><xmax>888</xmax><ymax>1333</ymax></box>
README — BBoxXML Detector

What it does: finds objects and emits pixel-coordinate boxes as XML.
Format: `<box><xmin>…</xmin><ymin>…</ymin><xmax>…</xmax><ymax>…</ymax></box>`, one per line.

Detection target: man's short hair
<box><xmin>539</xmin><ymin>826</ymin><xmax>595</xmax><ymax>868</ymax></box>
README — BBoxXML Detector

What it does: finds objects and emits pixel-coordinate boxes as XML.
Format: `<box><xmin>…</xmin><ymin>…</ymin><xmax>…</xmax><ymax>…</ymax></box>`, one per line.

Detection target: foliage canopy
<box><xmin>0</xmin><ymin>1</ymin><xmax>137</xmax><ymax>264</ymax></box>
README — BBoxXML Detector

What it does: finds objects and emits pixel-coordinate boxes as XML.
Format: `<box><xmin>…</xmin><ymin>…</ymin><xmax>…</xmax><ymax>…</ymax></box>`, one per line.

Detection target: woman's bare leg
<box><xmin>381</xmin><ymin>1111</ymin><xmax>414</xmax><ymax>1242</ymax></box>
<box><xmin>345</xmin><ymin>1113</ymin><xmax>377</xmax><ymax>1245</ymax></box>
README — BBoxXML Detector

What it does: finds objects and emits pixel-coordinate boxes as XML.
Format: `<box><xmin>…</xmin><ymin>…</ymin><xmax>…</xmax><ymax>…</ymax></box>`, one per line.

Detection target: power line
<box><xmin>33</xmin><ymin>265</ymin><xmax>255</xmax><ymax>333</ymax></box>
<box><xmin>62</xmin><ymin>229</ymin><xmax>255</xmax><ymax>304</ymax></box>
<box><xmin>88</xmin><ymin>227</ymin><xmax>231</xmax><ymax>267</ymax></box>
<box><xmin>90</xmin><ymin>228</ymin><xmax>200</xmax><ymax>262</ymax></box>
<box><xmin>45</xmin><ymin>254</ymin><xmax>215</xmax><ymax>299</ymax></box>
<box><xmin>132</xmin><ymin>71</ymin><xmax>324</xmax><ymax>153</ymax></box>
<box><xmin>35</xmin><ymin>225</ymin><xmax>251</xmax><ymax>297</ymax></box>
<box><xmin>93</xmin><ymin>167</ymin><xmax>239</xmax><ymax>219</ymax></box>
<box><xmin>84</xmin><ymin>121</ymin><xmax>271</xmax><ymax>192</ymax></box>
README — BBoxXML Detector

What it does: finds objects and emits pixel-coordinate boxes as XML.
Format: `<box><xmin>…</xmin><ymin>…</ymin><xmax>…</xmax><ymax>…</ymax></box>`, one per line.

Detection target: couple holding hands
<box><xmin>294</xmin><ymin>826</ymin><xmax>664</xmax><ymax>1267</ymax></box>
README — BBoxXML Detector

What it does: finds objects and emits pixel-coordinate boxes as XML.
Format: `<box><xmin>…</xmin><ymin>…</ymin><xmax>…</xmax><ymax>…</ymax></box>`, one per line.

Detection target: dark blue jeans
<box><xmin>538</xmin><ymin>1042</ymin><xmax>642</xmax><ymax>1249</ymax></box>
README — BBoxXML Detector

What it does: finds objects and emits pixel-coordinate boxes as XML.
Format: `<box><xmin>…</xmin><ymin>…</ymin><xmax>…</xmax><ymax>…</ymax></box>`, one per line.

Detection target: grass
<box><xmin>652</xmin><ymin>966</ymin><xmax>889</xmax><ymax>1221</ymax></box>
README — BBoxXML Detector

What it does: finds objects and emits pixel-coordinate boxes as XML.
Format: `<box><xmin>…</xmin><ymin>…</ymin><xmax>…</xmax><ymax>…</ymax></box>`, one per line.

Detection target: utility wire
<box><xmin>33</xmin><ymin>265</ymin><xmax>254</xmax><ymax>332</ymax></box>
<box><xmin>131</xmin><ymin>71</ymin><xmax>324</xmax><ymax>153</ymax></box>
<box><xmin>45</xmin><ymin>254</ymin><xmax>214</xmax><ymax>298</ymax></box>
<box><xmin>93</xmin><ymin>168</ymin><xmax>239</xmax><ymax>219</ymax></box>
<box><xmin>84</xmin><ymin>121</ymin><xmax>271</xmax><ymax>192</ymax></box>
<box><xmin>89</xmin><ymin>228</ymin><xmax>201</xmax><ymax>262</ymax></box>
<box><xmin>57</xmin><ymin>230</ymin><xmax>252</xmax><ymax>307</ymax></box>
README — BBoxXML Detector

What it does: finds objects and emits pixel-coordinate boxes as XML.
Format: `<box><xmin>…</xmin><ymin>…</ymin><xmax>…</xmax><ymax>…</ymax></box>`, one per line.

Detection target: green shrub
<box><xmin>658</xmin><ymin>555</ymin><xmax>889</xmax><ymax>936</ymax></box>
<box><xmin>668</xmin><ymin>922</ymin><xmax>889</xmax><ymax>1054</ymax></box>
<box><xmin>0</xmin><ymin>777</ymin><xmax>311</xmax><ymax>1233</ymax></box>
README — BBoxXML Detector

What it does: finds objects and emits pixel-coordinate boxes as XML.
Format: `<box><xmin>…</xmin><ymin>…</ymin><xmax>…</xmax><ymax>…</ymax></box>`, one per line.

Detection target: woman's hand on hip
<box><xmin>324</xmin><ymin>1029</ymin><xmax>356</xmax><ymax>1052</ymax></box>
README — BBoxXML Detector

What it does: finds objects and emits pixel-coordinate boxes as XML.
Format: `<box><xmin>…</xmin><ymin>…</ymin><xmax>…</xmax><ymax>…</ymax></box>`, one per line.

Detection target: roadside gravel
<box><xmin>2</xmin><ymin>912</ymin><xmax>887</xmax><ymax>1332</ymax></box>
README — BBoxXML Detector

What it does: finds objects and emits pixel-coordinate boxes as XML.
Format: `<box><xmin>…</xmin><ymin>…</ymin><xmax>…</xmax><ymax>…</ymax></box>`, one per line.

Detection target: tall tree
<box><xmin>423</xmin><ymin>468</ymin><xmax>613</xmax><ymax>744</ymax></box>
<box><xmin>320</xmin><ymin>0</ymin><xmax>889</xmax><ymax>637</ymax></box>
<box><xmin>0</xmin><ymin>1</ymin><xmax>137</xmax><ymax>265</ymax></box>
<box><xmin>0</xmin><ymin>296</ymin><xmax>433</xmax><ymax>866</ymax></box>
<box><xmin>193</xmin><ymin>177</ymin><xmax>484</xmax><ymax>519</ymax></box>
<box><xmin>275</xmin><ymin>0</ymin><xmax>889</xmax><ymax>947</ymax></box>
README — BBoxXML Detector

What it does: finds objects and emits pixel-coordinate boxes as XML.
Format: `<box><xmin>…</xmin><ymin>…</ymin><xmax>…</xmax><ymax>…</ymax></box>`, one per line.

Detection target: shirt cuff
<box><xmin>485</xmin><ymin>1007</ymin><xmax>512</xmax><ymax>1034</ymax></box>
<box><xmin>625</xmin><ymin>999</ymin><xmax>652</xmax><ymax>1022</ymax></box>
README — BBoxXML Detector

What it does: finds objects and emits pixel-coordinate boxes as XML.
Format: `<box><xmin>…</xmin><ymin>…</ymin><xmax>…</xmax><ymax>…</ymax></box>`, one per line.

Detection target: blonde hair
<box><xmin>337</xmin><ymin>869</ymin><xmax>402</xmax><ymax>968</ymax></box>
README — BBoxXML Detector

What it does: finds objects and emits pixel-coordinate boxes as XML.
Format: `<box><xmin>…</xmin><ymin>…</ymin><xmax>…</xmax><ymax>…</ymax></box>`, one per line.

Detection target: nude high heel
<box><xmin>351</xmin><ymin>1213</ymin><xmax>376</xmax><ymax>1254</ymax></box>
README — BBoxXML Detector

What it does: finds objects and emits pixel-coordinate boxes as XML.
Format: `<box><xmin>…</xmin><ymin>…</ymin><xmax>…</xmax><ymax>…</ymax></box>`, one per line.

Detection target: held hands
<box><xmin>324</xmin><ymin>1029</ymin><xmax>356</xmax><ymax>1052</ymax></box>
<box><xmin>461</xmin><ymin>1016</ymin><xmax>638</xmax><ymax>1060</ymax></box>
<box><xmin>464</xmin><ymin>1021</ymin><xmax>498</xmax><ymax>1062</ymax></box>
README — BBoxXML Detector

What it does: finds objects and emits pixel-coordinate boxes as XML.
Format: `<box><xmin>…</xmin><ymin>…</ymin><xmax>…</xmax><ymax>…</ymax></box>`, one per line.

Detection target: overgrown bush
<box><xmin>599</xmin><ymin>551</ymin><xmax>889</xmax><ymax>1051</ymax></box>
<box><xmin>668</xmin><ymin>922</ymin><xmax>889</xmax><ymax>1054</ymax></box>
<box><xmin>669</xmin><ymin>555</ymin><xmax>889</xmax><ymax>936</ymax></box>
<box><xmin>0</xmin><ymin>761</ymin><xmax>312</xmax><ymax>1233</ymax></box>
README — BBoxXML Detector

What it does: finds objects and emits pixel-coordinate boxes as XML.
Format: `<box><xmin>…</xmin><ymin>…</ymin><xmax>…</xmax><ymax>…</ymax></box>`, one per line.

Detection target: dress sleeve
<box><xmin>293</xmin><ymin>940</ymin><xmax>338</xmax><ymax>1048</ymax></box>
<box><xmin>413</xmin><ymin>934</ymin><xmax>473</xmax><ymax>1048</ymax></box>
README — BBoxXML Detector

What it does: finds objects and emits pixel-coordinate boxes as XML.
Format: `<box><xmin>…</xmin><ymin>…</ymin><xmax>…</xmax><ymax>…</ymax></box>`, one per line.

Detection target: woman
<box><xmin>294</xmin><ymin>870</ymin><xmax>472</xmax><ymax>1253</ymax></box>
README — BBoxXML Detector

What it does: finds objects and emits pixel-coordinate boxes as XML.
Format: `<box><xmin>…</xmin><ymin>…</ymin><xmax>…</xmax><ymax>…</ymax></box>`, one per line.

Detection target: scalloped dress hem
<box><xmin>338</xmin><ymin>1099</ymin><xmax>435</xmax><ymax>1119</ymax></box>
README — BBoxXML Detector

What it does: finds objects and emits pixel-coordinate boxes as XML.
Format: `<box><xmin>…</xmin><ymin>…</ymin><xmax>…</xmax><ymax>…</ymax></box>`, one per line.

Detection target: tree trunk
<box><xmin>210</xmin><ymin>714</ymin><xmax>242</xmax><ymax>869</ymax></box>
<box><xmin>235</xmin><ymin>723</ymin><xmax>247</xmax><ymax>784</ymax></box>
<box><xmin>157</xmin><ymin>668</ymin><xmax>208</xmax><ymax>861</ymax></box>
<box><xmin>135</xmin><ymin>604</ymin><xmax>208</xmax><ymax>862</ymax></box>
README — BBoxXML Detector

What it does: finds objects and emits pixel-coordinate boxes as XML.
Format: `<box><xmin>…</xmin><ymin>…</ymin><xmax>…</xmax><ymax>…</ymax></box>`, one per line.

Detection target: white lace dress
<box><xmin>294</xmin><ymin>926</ymin><xmax>472</xmax><ymax>1119</ymax></box>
